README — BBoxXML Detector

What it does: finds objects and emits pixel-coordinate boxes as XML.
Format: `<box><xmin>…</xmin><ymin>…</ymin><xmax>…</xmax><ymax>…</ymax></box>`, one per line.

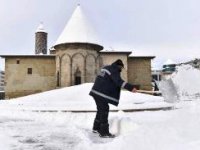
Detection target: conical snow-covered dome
<box><xmin>54</xmin><ymin>5</ymin><xmax>102</xmax><ymax>49</ymax></box>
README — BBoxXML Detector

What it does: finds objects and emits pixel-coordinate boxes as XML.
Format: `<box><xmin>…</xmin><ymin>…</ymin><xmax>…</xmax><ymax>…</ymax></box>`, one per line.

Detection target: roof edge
<box><xmin>0</xmin><ymin>55</ymin><xmax>56</xmax><ymax>58</ymax></box>
<box><xmin>129</xmin><ymin>56</ymin><xmax>155</xmax><ymax>59</ymax></box>
<box><xmin>54</xmin><ymin>42</ymin><xmax>104</xmax><ymax>51</ymax></box>
<box><xmin>100</xmin><ymin>51</ymin><xmax>132</xmax><ymax>55</ymax></box>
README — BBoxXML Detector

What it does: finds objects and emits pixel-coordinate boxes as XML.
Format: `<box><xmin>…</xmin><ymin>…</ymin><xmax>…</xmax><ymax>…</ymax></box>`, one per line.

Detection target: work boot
<box><xmin>99</xmin><ymin>123</ymin><xmax>115</xmax><ymax>138</ymax></box>
<box><xmin>92</xmin><ymin>120</ymin><xmax>100</xmax><ymax>133</ymax></box>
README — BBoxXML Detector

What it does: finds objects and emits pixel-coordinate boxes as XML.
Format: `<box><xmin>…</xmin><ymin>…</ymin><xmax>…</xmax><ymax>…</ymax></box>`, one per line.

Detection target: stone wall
<box><xmin>5</xmin><ymin>56</ymin><xmax>56</xmax><ymax>98</ymax></box>
<box><xmin>55</xmin><ymin>43</ymin><xmax>101</xmax><ymax>87</ymax></box>
<box><xmin>128</xmin><ymin>57</ymin><xmax>152</xmax><ymax>90</ymax></box>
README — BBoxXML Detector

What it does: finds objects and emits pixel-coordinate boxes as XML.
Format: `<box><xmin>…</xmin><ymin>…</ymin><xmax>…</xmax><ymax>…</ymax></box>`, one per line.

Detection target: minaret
<box><xmin>35</xmin><ymin>22</ymin><xmax>47</xmax><ymax>54</ymax></box>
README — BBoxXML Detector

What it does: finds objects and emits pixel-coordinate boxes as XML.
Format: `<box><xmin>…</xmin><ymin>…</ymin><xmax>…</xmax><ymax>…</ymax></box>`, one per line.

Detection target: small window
<box><xmin>16</xmin><ymin>60</ymin><xmax>20</xmax><ymax>64</ymax></box>
<box><xmin>27</xmin><ymin>68</ymin><xmax>32</xmax><ymax>74</ymax></box>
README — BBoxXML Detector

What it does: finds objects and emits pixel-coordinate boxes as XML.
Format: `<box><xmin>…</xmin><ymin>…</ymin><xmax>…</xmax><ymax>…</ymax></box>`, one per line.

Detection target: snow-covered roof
<box><xmin>100</xmin><ymin>50</ymin><xmax>132</xmax><ymax>55</ymax></box>
<box><xmin>36</xmin><ymin>22</ymin><xmax>46</xmax><ymax>33</ymax></box>
<box><xmin>54</xmin><ymin>5</ymin><xmax>102</xmax><ymax>47</ymax></box>
<box><xmin>164</xmin><ymin>59</ymin><xmax>176</xmax><ymax>65</ymax></box>
<box><xmin>129</xmin><ymin>56</ymin><xmax>155</xmax><ymax>59</ymax></box>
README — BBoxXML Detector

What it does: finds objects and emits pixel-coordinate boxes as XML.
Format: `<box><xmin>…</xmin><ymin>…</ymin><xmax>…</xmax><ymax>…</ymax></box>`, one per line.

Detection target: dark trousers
<box><xmin>93</xmin><ymin>96</ymin><xmax>109</xmax><ymax>131</ymax></box>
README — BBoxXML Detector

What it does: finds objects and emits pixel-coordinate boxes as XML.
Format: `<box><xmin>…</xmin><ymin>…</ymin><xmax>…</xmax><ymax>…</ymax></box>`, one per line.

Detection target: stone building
<box><xmin>0</xmin><ymin>70</ymin><xmax>5</xmax><ymax>99</ymax></box>
<box><xmin>0</xmin><ymin>70</ymin><xmax>4</xmax><ymax>91</ymax></box>
<box><xmin>1</xmin><ymin>5</ymin><xmax>155</xmax><ymax>99</ymax></box>
<box><xmin>162</xmin><ymin>59</ymin><xmax>176</xmax><ymax>75</ymax></box>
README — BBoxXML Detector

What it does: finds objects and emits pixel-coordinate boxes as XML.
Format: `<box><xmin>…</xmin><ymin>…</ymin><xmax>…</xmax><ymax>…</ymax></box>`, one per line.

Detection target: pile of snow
<box><xmin>0</xmin><ymin>83</ymin><xmax>169</xmax><ymax>111</ymax></box>
<box><xmin>172</xmin><ymin>65</ymin><xmax>200</xmax><ymax>100</ymax></box>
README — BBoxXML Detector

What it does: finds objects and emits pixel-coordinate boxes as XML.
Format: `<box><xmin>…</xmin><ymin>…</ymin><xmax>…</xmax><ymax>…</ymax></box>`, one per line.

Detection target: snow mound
<box><xmin>1</xmin><ymin>83</ymin><xmax>169</xmax><ymax>111</ymax></box>
<box><xmin>110</xmin><ymin>111</ymin><xmax>139</xmax><ymax>136</ymax></box>
<box><xmin>172</xmin><ymin>65</ymin><xmax>200</xmax><ymax>100</ymax></box>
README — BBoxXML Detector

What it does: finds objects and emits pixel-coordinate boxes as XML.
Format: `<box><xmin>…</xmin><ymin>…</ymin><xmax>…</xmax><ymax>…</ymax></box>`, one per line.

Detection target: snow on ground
<box><xmin>0</xmin><ymin>83</ymin><xmax>171</xmax><ymax>111</ymax></box>
<box><xmin>0</xmin><ymin>65</ymin><xmax>200</xmax><ymax>150</ymax></box>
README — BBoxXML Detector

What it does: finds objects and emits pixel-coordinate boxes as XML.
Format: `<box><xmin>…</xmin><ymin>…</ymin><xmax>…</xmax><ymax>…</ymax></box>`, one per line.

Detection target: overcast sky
<box><xmin>0</xmin><ymin>0</ymin><xmax>200</xmax><ymax>70</ymax></box>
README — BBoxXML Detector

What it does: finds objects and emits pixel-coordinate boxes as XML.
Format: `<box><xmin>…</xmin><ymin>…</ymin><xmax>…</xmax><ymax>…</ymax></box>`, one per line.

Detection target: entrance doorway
<box><xmin>74</xmin><ymin>67</ymin><xmax>81</xmax><ymax>85</ymax></box>
<box><xmin>75</xmin><ymin>76</ymin><xmax>81</xmax><ymax>85</ymax></box>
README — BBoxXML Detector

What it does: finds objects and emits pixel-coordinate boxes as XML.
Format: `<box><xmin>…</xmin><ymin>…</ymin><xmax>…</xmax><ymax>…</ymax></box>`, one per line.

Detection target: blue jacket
<box><xmin>89</xmin><ymin>61</ymin><xmax>136</xmax><ymax>106</ymax></box>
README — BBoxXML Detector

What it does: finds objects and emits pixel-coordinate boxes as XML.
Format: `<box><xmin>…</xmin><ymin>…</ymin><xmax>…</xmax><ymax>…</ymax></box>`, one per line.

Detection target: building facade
<box><xmin>2</xmin><ymin>56</ymin><xmax>56</xmax><ymax>98</ymax></box>
<box><xmin>1</xmin><ymin>5</ymin><xmax>155</xmax><ymax>99</ymax></box>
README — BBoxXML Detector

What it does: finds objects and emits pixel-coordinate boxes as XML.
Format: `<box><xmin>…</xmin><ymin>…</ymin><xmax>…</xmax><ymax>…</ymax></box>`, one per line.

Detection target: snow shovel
<box><xmin>137</xmin><ymin>78</ymin><xmax>179</xmax><ymax>103</ymax></box>
<box><xmin>158</xmin><ymin>77</ymin><xmax>179</xmax><ymax>103</ymax></box>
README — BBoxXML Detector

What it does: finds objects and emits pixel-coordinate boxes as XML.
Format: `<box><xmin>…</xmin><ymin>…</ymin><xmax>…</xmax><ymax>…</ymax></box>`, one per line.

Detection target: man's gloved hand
<box><xmin>132</xmin><ymin>88</ymin><xmax>137</xmax><ymax>93</ymax></box>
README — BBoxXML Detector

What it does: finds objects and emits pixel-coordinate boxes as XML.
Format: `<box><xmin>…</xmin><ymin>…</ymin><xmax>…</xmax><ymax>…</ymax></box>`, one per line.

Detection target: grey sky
<box><xmin>0</xmin><ymin>0</ymin><xmax>200</xmax><ymax>70</ymax></box>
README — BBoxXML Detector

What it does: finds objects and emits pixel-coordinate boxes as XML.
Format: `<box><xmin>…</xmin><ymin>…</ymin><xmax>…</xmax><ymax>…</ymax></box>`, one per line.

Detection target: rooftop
<box><xmin>54</xmin><ymin>5</ymin><xmax>102</xmax><ymax>48</ymax></box>
<box><xmin>0</xmin><ymin>55</ymin><xmax>56</xmax><ymax>58</ymax></box>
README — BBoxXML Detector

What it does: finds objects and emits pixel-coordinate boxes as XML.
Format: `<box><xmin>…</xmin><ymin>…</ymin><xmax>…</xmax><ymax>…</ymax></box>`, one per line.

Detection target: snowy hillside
<box><xmin>0</xmin><ymin>65</ymin><xmax>200</xmax><ymax>150</ymax></box>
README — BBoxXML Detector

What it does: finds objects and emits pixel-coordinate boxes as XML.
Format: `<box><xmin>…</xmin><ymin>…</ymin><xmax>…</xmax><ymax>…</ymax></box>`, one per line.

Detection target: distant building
<box><xmin>151</xmin><ymin>69</ymin><xmax>162</xmax><ymax>93</ymax></box>
<box><xmin>152</xmin><ymin>69</ymin><xmax>162</xmax><ymax>81</ymax></box>
<box><xmin>0</xmin><ymin>70</ymin><xmax>5</xmax><ymax>91</ymax></box>
<box><xmin>0</xmin><ymin>70</ymin><xmax>5</xmax><ymax>99</ymax></box>
<box><xmin>0</xmin><ymin>5</ymin><xmax>155</xmax><ymax>99</ymax></box>
<box><xmin>162</xmin><ymin>59</ymin><xmax>176</xmax><ymax>75</ymax></box>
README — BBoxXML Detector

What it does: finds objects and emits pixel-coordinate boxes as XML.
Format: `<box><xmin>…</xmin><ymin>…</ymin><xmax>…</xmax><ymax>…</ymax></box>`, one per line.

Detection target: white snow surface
<box><xmin>1</xmin><ymin>83</ymin><xmax>169</xmax><ymax>112</ymax></box>
<box><xmin>172</xmin><ymin>65</ymin><xmax>200</xmax><ymax>100</ymax></box>
<box><xmin>0</xmin><ymin>65</ymin><xmax>200</xmax><ymax>150</ymax></box>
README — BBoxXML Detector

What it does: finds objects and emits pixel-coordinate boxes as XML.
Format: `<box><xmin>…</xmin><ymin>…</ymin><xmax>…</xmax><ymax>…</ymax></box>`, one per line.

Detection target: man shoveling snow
<box><xmin>89</xmin><ymin>59</ymin><xmax>138</xmax><ymax>138</ymax></box>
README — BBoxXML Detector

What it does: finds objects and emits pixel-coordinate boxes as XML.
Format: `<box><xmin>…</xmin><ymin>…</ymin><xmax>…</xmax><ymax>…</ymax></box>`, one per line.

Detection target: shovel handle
<box><xmin>137</xmin><ymin>90</ymin><xmax>161</xmax><ymax>94</ymax></box>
